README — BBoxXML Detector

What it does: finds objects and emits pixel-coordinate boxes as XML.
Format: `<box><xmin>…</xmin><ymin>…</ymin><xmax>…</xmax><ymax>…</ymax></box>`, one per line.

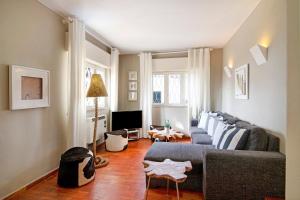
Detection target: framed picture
<box><xmin>128</xmin><ymin>71</ymin><xmax>137</xmax><ymax>80</ymax></box>
<box><xmin>128</xmin><ymin>81</ymin><xmax>137</xmax><ymax>91</ymax></box>
<box><xmin>235</xmin><ymin>64</ymin><xmax>249</xmax><ymax>99</ymax></box>
<box><xmin>9</xmin><ymin>65</ymin><xmax>50</xmax><ymax>110</ymax></box>
<box><xmin>128</xmin><ymin>91</ymin><xmax>137</xmax><ymax>101</ymax></box>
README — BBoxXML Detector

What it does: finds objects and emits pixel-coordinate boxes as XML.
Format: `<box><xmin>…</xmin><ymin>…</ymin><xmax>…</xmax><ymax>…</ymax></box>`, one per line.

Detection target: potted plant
<box><xmin>164</xmin><ymin>120</ymin><xmax>171</xmax><ymax>134</ymax></box>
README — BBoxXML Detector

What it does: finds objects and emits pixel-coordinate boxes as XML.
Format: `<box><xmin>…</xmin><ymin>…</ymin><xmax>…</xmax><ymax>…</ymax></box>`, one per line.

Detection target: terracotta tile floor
<box><xmin>8</xmin><ymin>139</ymin><xmax>203</xmax><ymax>200</ymax></box>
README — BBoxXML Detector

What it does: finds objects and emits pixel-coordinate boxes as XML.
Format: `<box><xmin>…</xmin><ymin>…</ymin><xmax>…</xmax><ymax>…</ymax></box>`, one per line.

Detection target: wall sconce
<box><xmin>224</xmin><ymin>66</ymin><xmax>232</xmax><ymax>78</ymax></box>
<box><xmin>249</xmin><ymin>44</ymin><xmax>268</xmax><ymax>66</ymax></box>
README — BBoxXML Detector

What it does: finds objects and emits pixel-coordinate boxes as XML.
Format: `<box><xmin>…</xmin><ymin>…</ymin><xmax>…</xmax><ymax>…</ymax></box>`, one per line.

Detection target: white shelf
<box><xmin>125</xmin><ymin>129</ymin><xmax>139</xmax><ymax>141</ymax></box>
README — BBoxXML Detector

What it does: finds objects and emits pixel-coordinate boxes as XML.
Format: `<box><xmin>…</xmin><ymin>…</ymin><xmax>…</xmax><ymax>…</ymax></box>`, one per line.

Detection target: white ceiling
<box><xmin>39</xmin><ymin>0</ymin><xmax>261</xmax><ymax>53</ymax></box>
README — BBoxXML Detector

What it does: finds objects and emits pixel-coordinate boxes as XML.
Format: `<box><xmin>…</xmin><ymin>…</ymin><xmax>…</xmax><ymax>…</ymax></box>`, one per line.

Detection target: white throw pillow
<box><xmin>212</xmin><ymin>121</ymin><xmax>227</xmax><ymax>146</ymax></box>
<box><xmin>198</xmin><ymin>112</ymin><xmax>209</xmax><ymax>130</ymax></box>
<box><xmin>207</xmin><ymin>117</ymin><xmax>218</xmax><ymax>137</ymax></box>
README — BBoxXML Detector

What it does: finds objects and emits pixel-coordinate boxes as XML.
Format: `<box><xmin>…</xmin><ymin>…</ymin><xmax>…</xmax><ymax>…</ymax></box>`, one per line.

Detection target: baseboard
<box><xmin>3</xmin><ymin>167</ymin><xmax>58</xmax><ymax>200</ymax></box>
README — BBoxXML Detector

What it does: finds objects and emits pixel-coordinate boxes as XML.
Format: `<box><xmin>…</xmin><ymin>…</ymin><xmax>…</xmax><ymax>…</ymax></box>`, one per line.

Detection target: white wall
<box><xmin>152</xmin><ymin>106</ymin><xmax>189</xmax><ymax>133</ymax></box>
<box><xmin>86</xmin><ymin>40</ymin><xmax>110</xmax><ymax>67</ymax></box>
<box><xmin>118</xmin><ymin>54</ymin><xmax>140</xmax><ymax>111</ymax></box>
<box><xmin>152</xmin><ymin>57</ymin><xmax>188</xmax><ymax>72</ymax></box>
<box><xmin>286</xmin><ymin>0</ymin><xmax>300</xmax><ymax>198</ymax></box>
<box><xmin>222</xmin><ymin>0</ymin><xmax>287</xmax><ymax>152</ymax></box>
<box><xmin>0</xmin><ymin>0</ymin><xmax>68</xmax><ymax>198</ymax></box>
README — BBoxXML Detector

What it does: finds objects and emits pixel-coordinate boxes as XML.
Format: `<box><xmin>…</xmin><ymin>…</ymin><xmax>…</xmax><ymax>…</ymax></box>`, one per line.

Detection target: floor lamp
<box><xmin>86</xmin><ymin>74</ymin><xmax>109</xmax><ymax>168</ymax></box>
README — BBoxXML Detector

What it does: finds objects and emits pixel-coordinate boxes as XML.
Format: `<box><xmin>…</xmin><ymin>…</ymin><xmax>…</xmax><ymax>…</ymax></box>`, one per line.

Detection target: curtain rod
<box><xmin>85</xmin><ymin>27</ymin><xmax>113</xmax><ymax>49</ymax></box>
<box><xmin>62</xmin><ymin>17</ymin><xmax>113</xmax><ymax>49</ymax></box>
<box><xmin>151</xmin><ymin>48</ymin><xmax>213</xmax><ymax>56</ymax></box>
<box><xmin>152</xmin><ymin>50</ymin><xmax>187</xmax><ymax>56</ymax></box>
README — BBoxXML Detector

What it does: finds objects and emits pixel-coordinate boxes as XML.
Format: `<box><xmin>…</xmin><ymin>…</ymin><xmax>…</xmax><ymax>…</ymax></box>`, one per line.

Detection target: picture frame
<box><xmin>235</xmin><ymin>64</ymin><xmax>249</xmax><ymax>100</ymax></box>
<box><xmin>128</xmin><ymin>81</ymin><xmax>137</xmax><ymax>91</ymax></box>
<box><xmin>128</xmin><ymin>91</ymin><xmax>137</xmax><ymax>101</ymax></box>
<box><xmin>128</xmin><ymin>71</ymin><xmax>137</xmax><ymax>80</ymax></box>
<box><xmin>9</xmin><ymin>65</ymin><xmax>50</xmax><ymax>110</ymax></box>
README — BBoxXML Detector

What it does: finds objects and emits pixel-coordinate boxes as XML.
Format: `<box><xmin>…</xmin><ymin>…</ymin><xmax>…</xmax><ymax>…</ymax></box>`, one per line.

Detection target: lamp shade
<box><xmin>87</xmin><ymin>74</ymin><xmax>108</xmax><ymax>97</ymax></box>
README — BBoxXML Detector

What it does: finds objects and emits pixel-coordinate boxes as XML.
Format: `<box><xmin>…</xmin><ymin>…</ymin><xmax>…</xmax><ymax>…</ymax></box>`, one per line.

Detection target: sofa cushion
<box><xmin>190</xmin><ymin>127</ymin><xmax>207</xmax><ymax>135</ymax></box>
<box><xmin>192</xmin><ymin>133</ymin><xmax>213</xmax><ymax>145</ymax></box>
<box><xmin>235</xmin><ymin>120</ymin><xmax>251</xmax><ymax>128</ymax></box>
<box><xmin>218</xmin><ymin>113</ymin><xmax>239</xmax><ymax>124</ymax></box>
<box><xmin>243</xmin><ymin>126</ymin><xmax>269</xmax><ymax>151</ymax></box>
<box><xmin>229</xmin><ymin>119</ymin><xmax>277</xmax><ymax>151</ymax></box>
<box><xmin>144</xmin><ymin>142</ymin><xmax>214</xmax><ymax>165</ymax></box>
<box><xmin>217</xmin><ymin>127</ymin><xmax>249</xmax><ymax>150</ymax></box>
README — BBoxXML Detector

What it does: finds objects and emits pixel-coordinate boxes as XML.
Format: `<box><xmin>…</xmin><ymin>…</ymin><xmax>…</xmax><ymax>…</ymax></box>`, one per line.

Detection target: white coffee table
<box><xmin>143</xmin><ymin>159</ymin><xmax>192</xmax><ymax>200</ymax></box>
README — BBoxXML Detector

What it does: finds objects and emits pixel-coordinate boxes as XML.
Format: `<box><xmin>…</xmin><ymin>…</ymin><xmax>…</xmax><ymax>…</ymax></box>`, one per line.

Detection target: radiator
<box><xmin>87</xmin><ymin>115</ymin><xmax>107</xmax><ymax>144</ymax></box>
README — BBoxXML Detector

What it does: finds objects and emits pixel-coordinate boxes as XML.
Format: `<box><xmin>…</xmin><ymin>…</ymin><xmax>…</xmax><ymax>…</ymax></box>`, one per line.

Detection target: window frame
<box><xmin>152</xmin><ymin>71</ymin><xmax>188</xmax><ymax>107</ymax></box>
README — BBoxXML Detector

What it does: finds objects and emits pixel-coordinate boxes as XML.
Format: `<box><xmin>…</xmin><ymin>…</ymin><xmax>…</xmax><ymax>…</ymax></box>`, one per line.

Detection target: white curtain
<box><xmin>68</xmin><ymin>18</ymin><xmax>87</xmax><ymax>147</ymax></box>
<box><xmin>139</xmin><ymin>52</ymin><xmax>153</xmax><ymax>138</ymax></box>
<box><xmin>110</xmin><ymin>48</ymin><xmax>119</xmax><ymax>112</ymax></box>
<box><xmin>188</xmin><ymin>48</ymin><xmax>211</xmax><ymax>120</ymax></box>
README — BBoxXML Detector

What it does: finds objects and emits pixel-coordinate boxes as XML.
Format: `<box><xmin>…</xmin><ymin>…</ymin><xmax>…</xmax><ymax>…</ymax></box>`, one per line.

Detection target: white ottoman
<box><xmin>105</xmin><ymin>130</ymin><xmax>128</xmax><ymax>152</ymax></box>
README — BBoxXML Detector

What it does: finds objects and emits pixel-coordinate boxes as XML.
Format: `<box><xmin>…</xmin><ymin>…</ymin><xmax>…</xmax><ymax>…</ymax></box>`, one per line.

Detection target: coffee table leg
<box><xmin>145</xmin><ymin>176</ymin><xmax>151</xmax><ymax>200</ymax></box>
<box><xmin>176</xmin><ymin>182</ymin><xmax>180</xmax><ymax>200</ymax></box>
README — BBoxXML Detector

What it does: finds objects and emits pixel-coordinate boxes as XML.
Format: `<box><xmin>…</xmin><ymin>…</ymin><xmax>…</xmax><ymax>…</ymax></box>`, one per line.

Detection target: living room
<box><xmin>0</xmin><ymin>0</ymin><xmax>299</xmax><ymax>200</ymax></box>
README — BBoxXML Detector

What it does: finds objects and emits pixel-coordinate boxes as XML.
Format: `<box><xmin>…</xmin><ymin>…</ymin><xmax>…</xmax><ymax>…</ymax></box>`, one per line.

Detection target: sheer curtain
<box><xmin>110</xmin><ymin>48</ymin><xmax>119</xmax><ymax>112</ymax></box>
<box><xmin>188</xmin><ymin>48</ymin><xmax>211</xmax><ymax>120</ymax></box>
<box><xmin>139</xmin><ymin>52</ymin><xmax>152</xmax><ymax>138</ymax></box>
<box><xmin>68</xmin><ymin>18</ymin><xmax>87</xmax><ymax>147</ymax></box>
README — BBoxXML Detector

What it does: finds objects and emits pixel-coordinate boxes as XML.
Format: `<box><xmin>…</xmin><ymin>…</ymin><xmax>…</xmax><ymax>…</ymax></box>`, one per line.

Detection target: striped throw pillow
<box><xmin>217</xmin><ymin>127</ymin><xmax>249</xmax><ymax>150</ymax></box>
<box><xmin>212</xmin><ymin>121</ymin><xmax>228</xmax><ymax>146</ymax></box>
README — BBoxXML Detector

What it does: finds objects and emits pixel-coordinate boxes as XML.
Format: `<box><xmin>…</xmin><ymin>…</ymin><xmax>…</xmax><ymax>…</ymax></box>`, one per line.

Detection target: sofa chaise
<box><xmin>144</xmin><ymin>112</ymin><xmax>285</xmax><ymax>200</ymax></box>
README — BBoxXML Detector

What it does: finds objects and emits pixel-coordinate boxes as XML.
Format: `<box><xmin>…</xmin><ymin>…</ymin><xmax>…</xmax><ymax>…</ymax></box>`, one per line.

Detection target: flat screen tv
<box><xmin>111</xmin><ymin>110</ymin><xmax>142</xmax><ymax>131</ymax></box>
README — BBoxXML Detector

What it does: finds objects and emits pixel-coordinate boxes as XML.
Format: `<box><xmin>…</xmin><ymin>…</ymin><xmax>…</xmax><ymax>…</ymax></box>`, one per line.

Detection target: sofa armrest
<box><xmin>191</xmin><ymin>119</ymin><xmax>199</xmax><ymax>127</ymax></box>
<box><xmin>203</xmin><ymin>150</ymin><xmax>285</xmax><ymax>200</ymax></box>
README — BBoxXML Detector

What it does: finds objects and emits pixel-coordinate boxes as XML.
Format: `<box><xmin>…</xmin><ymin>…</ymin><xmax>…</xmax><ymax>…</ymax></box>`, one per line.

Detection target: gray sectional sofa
<box><xmin>144</xmin><ymin>112</ymin><xmax>285</xmax><ymax>200</ymax></box>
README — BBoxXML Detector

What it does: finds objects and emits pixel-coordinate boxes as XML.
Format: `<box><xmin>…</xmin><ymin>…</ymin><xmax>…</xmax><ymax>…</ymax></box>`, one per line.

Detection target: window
<box><xmin>168</xmin><ymin>74</ymin><xmax>181</xmax><ymax>104</ymax></box>
<box><xmin>153</xmin><ymin>74</ymin><xmax>164</xmax><ymax>104</ymax></box>
<box><xmin>153</xmin><ymin>72</ymin><xmax>187</xmax><ymax>106</ymax></box>
<box><xmin>85</xmin><ymin>62</ymin><xmax>107</xmax><ymax>108</ymax></box>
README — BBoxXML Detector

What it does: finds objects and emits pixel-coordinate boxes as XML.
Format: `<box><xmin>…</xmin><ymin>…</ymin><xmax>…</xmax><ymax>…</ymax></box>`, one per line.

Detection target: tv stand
<box><xmin>125</xmin><ymin>129</ymin><xmax>139</xmax><ymax>141</ymax></box>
